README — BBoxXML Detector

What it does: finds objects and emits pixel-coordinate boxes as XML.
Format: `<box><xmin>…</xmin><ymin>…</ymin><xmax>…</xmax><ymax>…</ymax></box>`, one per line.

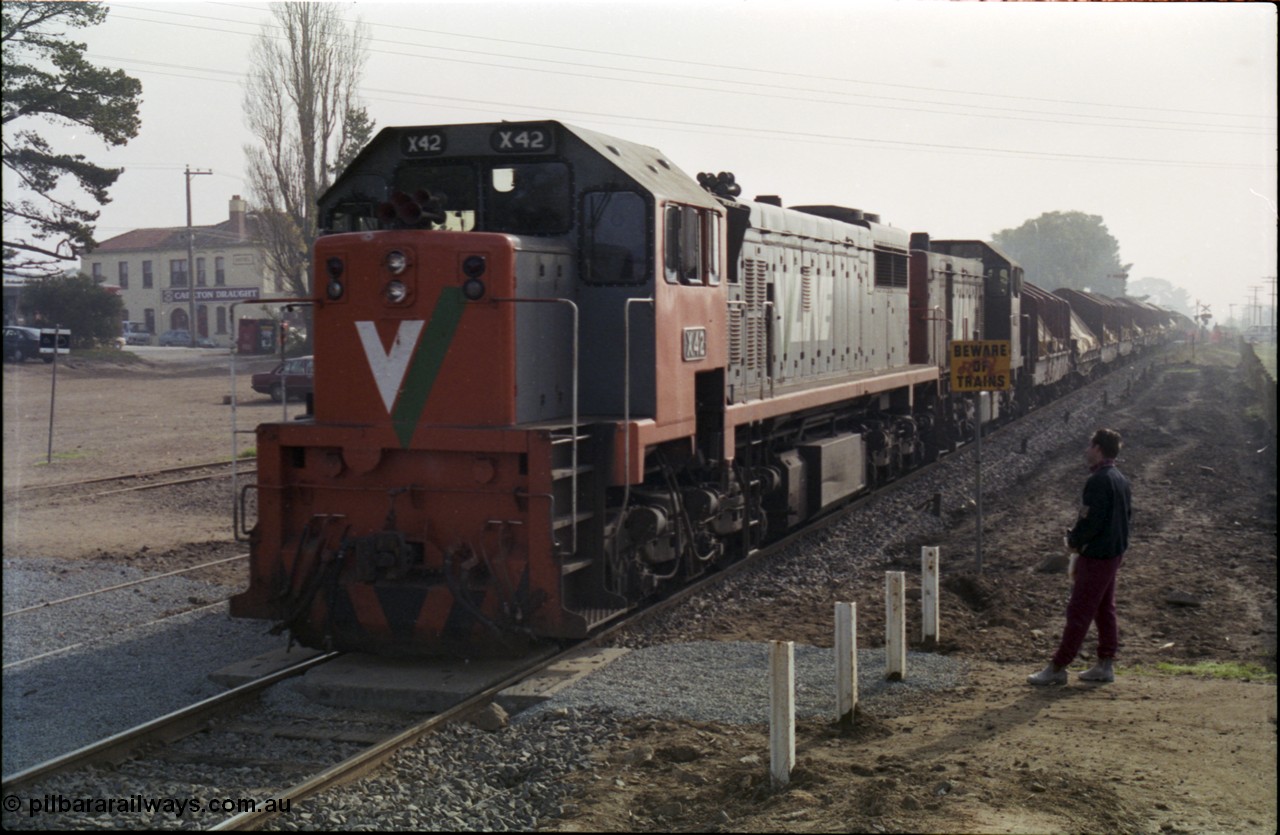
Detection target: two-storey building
<box><xmin>84</xmin><ymin>195</ymin><xmax>286</xmax><ymax>346</ymax></box>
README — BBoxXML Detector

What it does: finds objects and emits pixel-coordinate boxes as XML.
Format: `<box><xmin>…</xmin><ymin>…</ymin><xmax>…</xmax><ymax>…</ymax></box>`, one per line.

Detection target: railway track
<box><xmin>0</xmin><ymin>360</ymin><xmax>1156</xmax><ymax>830</ymax></box>
<box><xmin>5</xmin><ymin>458</ymin><xmax>257</xmax><ymax>501</ymax></box>
<box><xmin>0</xmin><ymin>410</ymin><xmax>968</xmax><ymax>830</ymax></box>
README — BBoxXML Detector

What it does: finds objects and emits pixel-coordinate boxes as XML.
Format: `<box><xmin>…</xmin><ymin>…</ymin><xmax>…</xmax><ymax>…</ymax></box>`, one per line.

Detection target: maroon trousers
<box><xmin>1052</xmin><ymin>554</ymin><xmax>1124</xmax><ymax>668</ymax></box>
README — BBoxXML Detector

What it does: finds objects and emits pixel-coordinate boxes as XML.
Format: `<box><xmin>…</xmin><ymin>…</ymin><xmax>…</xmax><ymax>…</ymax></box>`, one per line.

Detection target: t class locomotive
<box><xmin>230</xmin><ymin>119</ymin><xmax>1168</xmax><ymax>657</ymax></box>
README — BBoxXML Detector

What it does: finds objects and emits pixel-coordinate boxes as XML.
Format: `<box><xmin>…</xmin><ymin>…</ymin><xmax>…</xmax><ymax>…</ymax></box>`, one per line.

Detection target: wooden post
<box><xmin>886</xmin><ymin>571</ymin><xmax>906</xmax><ymax>681</ymax></box>
<box><xmin>835</xmin><ymin>602</ymin><xmax>858</xmax><ymax>727</ymax></box>
<box><xmin>922</xmin><ymin>546</ymin><xmax>940</xmax><ymax>645</ymax></box>
<box><xmin>769</xmin><ymin>640</ymin><xmax>795</xmax><ymax>788</ymax></box>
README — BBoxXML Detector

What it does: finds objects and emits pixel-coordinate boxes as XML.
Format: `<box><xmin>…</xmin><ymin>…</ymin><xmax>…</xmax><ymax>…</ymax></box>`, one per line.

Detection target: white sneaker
<box><xmin>1027</xmin><ymin>665</ymin><xmax>1068</xmax><ymax>686</ymax></box>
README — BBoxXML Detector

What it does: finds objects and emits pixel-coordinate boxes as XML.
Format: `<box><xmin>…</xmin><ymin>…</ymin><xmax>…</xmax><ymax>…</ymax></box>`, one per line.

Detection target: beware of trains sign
<box><xmin>950</xmin><ymin>340</ymin><xmax>1011</xmax><ymax>391</ymax></box>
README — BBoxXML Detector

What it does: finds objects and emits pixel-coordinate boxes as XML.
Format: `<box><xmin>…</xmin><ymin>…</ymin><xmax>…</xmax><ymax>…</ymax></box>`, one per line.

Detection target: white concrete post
<box><xmin>769</xmin><ymin>640</ymin><xmax>795</xmax><ymax>787</ymax></box>
<box><xmin>835</xmin><ymin>602</ymin><xmax>858</xmax><ymax>725</ymax></box>
<box><xmin>886</xmin><ymin>571</ymin><xmax>906</xmax><ymax>681</ymax></box>
<box><xmin>922</xmin><ymin>546</ymin><xmax>940</xmax><ymax>644</ymax></box>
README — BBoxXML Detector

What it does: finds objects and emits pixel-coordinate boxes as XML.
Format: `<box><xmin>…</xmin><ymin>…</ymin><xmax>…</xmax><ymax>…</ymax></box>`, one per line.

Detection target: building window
<box><xmin>144</xmin><ymin>309</ymin><xmax>155</xmax><ymax>334</ymax></box>
<box><xmin>143</xmin><ymin>261</ymin><xmax>153</xmax><ymax>288</ymax></box>
<box><xmin>216</xmin><ymin>307</ymin><xmax>227</xmax><ymax>334</ymax></box>
<box><xmin>118</xmin><ymin>262</ymin><xmax>129</xmax><ymax>289</ymax></box>
<box><xmin>197</xmin><ymin>257</ymin><xmax>207</xmax><ymax>287</ymax></box>
<box><xmin>215</xmin><ymin>256</ymin><xmax>225</xmax><ymax>286</ymax></box>
<box><xmin>122</xmin><ymin>308</ymin><xmax>130</xmax><ymax>321</ymax></box>
<box><xmin>92</xmin><ymin>263</ymin><xmax>103</xmax><ymax>280</ymax></box>
<box><xmin>169</xmin><ymin>259</ymin><xmax>188</xmax><ymax>287</ymax></box>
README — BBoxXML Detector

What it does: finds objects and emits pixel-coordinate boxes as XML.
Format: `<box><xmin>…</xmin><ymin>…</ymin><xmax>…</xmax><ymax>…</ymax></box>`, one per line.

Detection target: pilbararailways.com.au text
<box><xmin>5</xmin><ymin>793</ymin><xmax>291</xmax><ymax>818</ymax></box>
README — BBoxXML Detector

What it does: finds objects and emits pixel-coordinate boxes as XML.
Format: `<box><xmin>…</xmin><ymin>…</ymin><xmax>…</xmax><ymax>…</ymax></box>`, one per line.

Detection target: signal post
<box><xmin>949</xmin><ymin>340</ymin><xmax>1012</xmax><ymax>573</ymax></box>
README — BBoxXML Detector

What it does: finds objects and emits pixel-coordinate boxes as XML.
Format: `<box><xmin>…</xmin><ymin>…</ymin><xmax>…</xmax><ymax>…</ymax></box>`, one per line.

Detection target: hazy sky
<box><xmin>8</xmin><ymin>0</ymin><xmax>1277</xmax><ymax>322</ymax></box>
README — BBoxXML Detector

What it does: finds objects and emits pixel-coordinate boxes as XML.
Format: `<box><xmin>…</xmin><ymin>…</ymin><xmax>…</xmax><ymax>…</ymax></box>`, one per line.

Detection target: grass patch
<box><xmin>34</xmin><ymin>451</ymin><xmax>90</xmax><ymax>465</ymax></box>
<box><xmin>237</xmin><ymin>447</ymin><xmax>256</xmax><ymax>459</ymax></box>
<box><xmin>1133</xmin><ymin>661</ymin><xmax>1276</xmax><ymax>683</ymax></box>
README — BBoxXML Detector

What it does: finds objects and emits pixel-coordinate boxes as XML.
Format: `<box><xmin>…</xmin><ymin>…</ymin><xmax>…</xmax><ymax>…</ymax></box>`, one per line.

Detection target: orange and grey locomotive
<box><xmin>231</xmin><ymin>120</ymin><xmax>1175</xmax><ymax>656</ymax></box>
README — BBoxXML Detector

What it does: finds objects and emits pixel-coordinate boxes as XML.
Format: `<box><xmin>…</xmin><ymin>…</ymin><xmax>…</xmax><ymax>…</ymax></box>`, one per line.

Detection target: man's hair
<box><xmin>1092</xmin><ymin>428</ymin><xmax>1122</xmax><ymax>459</ymax></box>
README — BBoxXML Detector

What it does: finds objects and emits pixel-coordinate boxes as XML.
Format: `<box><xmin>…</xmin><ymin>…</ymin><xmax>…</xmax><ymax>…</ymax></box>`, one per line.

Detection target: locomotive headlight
<box><xmin>462</xmin><ymin>255</ymin><xmax>486</xmax><ymax>278</ymax></box>
<box><xmin>386</xmin><ymin>280</ymin><xmax>408</xmax><ymax>303</ymax></box>
<box><xmin>386</xmin><ymin>250</ymin><xmax>408</xmax><ymax>274</ymax></box>
<box><xmin>462</xmin><ymin>278</ymin><xmax>486</xmax><ymax>301</ymax></box>
<box><xmin>324</xmin><ymin>256</ymin><xmax>345</xmax><ymax>300</ymax></box>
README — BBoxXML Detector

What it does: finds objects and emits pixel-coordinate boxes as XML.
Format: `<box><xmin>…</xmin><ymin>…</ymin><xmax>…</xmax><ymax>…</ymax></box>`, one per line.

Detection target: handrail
<box><xmin>229</xmin><ymin>297</ymin><xmax>313</xmax><ymax>542</ymax></box>
<box><xmin>493</xmin><ymin>297</ymin><xmax>580</xmax><ymax>554</ymax></box>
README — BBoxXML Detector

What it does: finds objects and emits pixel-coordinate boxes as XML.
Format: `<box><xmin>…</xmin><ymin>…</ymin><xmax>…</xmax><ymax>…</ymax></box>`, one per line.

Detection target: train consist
<box><xmin>231</xmin><ymin>120</ymin><xmax>1184</xmax><ymax>656</ymax></box>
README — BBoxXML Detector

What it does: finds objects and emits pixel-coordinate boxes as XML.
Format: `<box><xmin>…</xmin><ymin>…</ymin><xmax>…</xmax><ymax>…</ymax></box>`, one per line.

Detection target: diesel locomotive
<box><xmin>231</xmin><ymin>120</ymin><xmax>1179</xmax><ymax>656</ymax></box>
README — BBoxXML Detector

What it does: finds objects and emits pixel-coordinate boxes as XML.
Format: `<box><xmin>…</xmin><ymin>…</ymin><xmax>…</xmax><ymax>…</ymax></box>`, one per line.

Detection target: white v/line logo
<box><xmin>355</xmin><ymin>320</ymin><xmax>426</xmax><ymax>413</ymax></box>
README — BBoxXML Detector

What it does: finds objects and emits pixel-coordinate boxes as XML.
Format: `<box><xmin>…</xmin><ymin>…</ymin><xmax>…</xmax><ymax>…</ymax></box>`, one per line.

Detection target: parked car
<box><xmin>251</xmin><ymin>355</ymin><xmax>314</xmax><ymax>402</ymax></box>
<box><xmin>158</xmin><ymin>329</ymin><xmax>193</xmax><ymax>347</ymax></box>
<box><xmin>122</xmin><ymin>322</ymin><xmax>152</xmax><ymax>346</ymax></box>
<box><xmin>3</xmin><ymin>326</ymin><xmax>53</xmax><ymax>363</ymax></box>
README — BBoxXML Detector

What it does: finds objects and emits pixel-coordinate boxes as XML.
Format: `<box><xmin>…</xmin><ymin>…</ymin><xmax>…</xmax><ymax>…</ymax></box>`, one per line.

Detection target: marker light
<box><xmin>386</xmin><ymin>250</ymin><xmax>408</xmax><ymax>274</ymax></box>
<box><xmin>462</xmin><ymin>278</ymin><xmax>486</xmax><ymax>301</ymax></box>
<box><xmin>326</xmin><ymin>279</ymin><xmax>344</xmax><ymax>300</ymax></box>
<box><xmin>462</xmin><ymin>255</ymin><xmax>487</xmax><ymax>278</ymax></box>
<box><xmin>386</xmin><ymin>280</ymin><xmax>408</xmax><ymax>303</ymax></box>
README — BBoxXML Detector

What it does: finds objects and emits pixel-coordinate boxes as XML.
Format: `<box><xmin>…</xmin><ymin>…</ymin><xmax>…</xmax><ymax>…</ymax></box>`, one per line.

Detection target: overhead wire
<box><xmin>100</xmin><ymin>7</ymin><xmax>1274</xmax><ymax>135</ymax></box>
<box><xmin>173</xmin><ymin>1</ymin><xmax>1279</xmax><ymax>121</ymax></box>
<box><xmin>84</xmin><ymin>54</ymin><xmax>1274</xmax><ymax>172</ymax></box>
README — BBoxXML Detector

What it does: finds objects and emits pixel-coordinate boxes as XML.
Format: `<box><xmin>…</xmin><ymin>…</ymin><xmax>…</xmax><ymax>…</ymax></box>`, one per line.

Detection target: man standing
<box><xmin>1028</xmin><ymin>428</ymin><xmax>1132</xmax><ymax>686</ymax></box>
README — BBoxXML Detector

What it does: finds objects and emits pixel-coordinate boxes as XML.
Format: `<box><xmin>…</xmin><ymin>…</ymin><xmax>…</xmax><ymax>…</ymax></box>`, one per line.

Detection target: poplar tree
<box><xmin>243</xmin><ymin>2</ymin><xmax>371</xmax><ymax>299</ymax></box>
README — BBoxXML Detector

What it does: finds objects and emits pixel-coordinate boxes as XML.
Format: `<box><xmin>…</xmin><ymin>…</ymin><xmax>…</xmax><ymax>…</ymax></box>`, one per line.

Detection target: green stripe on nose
<box><xmin>391</xmin><ymin>287</ymin><xmax>466</xmax><ymax>448</ymax></box>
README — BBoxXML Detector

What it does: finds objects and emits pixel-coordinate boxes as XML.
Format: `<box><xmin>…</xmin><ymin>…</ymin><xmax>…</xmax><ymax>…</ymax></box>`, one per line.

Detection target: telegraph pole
<box><xmin>185</xmin><ymin>165</ymin><xmax>212</xmax><ymax>340</ymax></box>
<box><xmin>1265</xmin><ymin>276</ymin><xmax>1277</xmax><ymax>334</ymax></box>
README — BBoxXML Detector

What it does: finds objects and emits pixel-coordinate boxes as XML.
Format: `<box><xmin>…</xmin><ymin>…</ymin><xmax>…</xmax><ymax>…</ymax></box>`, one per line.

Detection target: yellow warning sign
<box><xmin>950</xmin><ymin>340</ymin><xmax>1011</xmax><ymax>391</ymax></box>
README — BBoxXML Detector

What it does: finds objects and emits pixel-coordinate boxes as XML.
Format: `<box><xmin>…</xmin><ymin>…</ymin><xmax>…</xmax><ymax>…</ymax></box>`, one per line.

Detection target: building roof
<box><xmin>90</xmin><ymin>197</ymin><xmax>262</xmax><ymax>254</ymax></box>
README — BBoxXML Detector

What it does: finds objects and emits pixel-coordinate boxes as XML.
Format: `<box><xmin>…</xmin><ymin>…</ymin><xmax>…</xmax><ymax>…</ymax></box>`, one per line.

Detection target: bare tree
<box><xmin>243</xmin><ymin>2</ymin><xmax>369</xmax><ymax>298</ymax></box>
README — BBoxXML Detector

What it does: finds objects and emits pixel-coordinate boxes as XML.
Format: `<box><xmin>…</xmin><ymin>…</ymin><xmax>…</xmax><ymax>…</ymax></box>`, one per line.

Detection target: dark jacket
<box><xmin>1068</xmin><ymin>463</ymin><xmax>1131</xmax><ymax>559</ymax></box>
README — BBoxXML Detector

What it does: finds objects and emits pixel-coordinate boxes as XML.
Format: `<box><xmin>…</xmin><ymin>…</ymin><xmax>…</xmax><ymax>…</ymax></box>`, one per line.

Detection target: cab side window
<box><xmin>581</xmin><ymin>191</ymin><xmax>647</xmax><ymax>285</ymax></box>
<box><xmin>665</xmin><ymin>204</ymin><xmax>714</xmax><ymax>285</ymax></box>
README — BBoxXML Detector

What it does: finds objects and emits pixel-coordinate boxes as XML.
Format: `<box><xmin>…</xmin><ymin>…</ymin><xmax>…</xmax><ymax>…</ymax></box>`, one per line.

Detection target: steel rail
<box><xmin>0</xmin><ymin>652</ymin><xmax>338</xmax><ymax>792</ymax></box>
<box><xmin>3</xmin><ymin>553</ymin><xmax>248</xmax><ymax>619</ymax></box>
<box><xmin>8</xmin><ymin>458</ymin><xmax>256</xmax><ymax>495</ymax></box>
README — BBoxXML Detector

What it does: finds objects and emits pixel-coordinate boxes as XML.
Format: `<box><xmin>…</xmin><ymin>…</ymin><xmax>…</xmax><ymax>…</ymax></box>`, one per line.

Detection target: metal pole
<box><xmin>46</xmin><ymin>325</ymin><xmax>60</xmax><ymax>464</ymax></box>
<box><xmin>185</xmin><ymin>166</ymin><xmax>212</xmax><ymax>341</ymax></box>
<box><xmin>975</xmin><ymin>391</ymin><xmax>983</xmax><ymax>574</ymax></box>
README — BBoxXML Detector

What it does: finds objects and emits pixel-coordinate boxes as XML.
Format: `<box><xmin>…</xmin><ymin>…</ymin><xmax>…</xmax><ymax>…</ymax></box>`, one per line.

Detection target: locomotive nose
<box><xmin>310</xmin><ymin>231</ymin><xmax>518</xmax><ymax>434</ymax></box>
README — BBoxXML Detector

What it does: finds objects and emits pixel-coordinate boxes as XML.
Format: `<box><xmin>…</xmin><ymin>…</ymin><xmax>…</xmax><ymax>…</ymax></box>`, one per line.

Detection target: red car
<box><xmin>251</xmin><ymin>355</ymin><xmax>313</xmax><ymax>402</ymax></box>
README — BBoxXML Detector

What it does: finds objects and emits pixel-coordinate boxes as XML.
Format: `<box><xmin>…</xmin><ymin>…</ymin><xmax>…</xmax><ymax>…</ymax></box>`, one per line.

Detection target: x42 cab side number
<box><xmin>682</xmin><ymin>327</ymin><xmax>707</xmax><ymax>362</ymax></box>
<box><xmin>490</xmin><ymin>127</ymin><xmax>554</xmax><ymax>153</ymax></box>
<box><xmin>401</xmin><ymin>131</ymin><xmax>446</xmax><ymax>156</ymax></box>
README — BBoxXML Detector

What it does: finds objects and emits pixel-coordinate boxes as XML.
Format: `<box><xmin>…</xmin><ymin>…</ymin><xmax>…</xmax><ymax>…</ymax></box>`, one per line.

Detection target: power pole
<box><xmin>185</xmin><ymin>165</ymin><xmax>212</xmax><ymax>340</ymax></box>
<box><xmin>1265</xmin><ymin>276</ymin><xmax>1277</xmax><ymax>334</ymax></box>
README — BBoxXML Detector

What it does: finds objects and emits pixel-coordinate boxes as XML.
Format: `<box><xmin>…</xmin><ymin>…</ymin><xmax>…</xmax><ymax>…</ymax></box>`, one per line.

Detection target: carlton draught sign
<box><xmin>949</xmin><ymin>340</ymin><xmax>1011</xmax><ymax>392</ymax></box>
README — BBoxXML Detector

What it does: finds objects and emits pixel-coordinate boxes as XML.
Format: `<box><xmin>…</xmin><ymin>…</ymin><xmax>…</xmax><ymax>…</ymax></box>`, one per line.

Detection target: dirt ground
<box><xmin>3</xmin><ymin>350</ymin><xmax>284</xmax><ymax>585</ymax></box>
<box><xmin>2</xmin><ymin>344</ymin><xmax>1276</xmax><ymax>833</ymax></box>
